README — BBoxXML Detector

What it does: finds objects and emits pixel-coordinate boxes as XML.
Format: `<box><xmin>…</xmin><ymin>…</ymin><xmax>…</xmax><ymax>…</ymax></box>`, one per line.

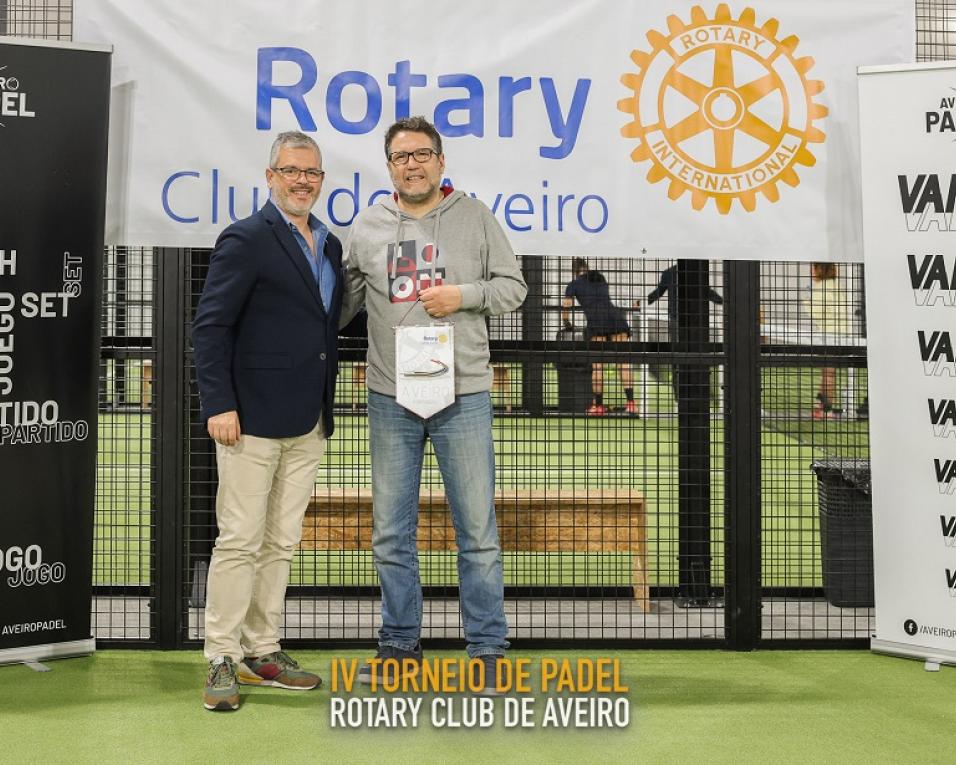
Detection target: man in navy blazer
<box><xmin>192</xmin><ymin>131</ymin><xmax>342</xmax><ymax>711</ymax></box>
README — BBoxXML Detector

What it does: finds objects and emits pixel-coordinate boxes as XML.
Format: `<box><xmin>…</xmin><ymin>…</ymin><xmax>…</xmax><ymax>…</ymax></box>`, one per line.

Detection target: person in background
<box><xmin>646</xmin><ymin>264</ymin><xmax>724</xmax><ymax>397</ymax></box>
<box><xmin>562</xmin><ymin>257</ymin><xmax>638</xmax><ymax>416</ymax></box>
<box><xmin>804</xmin><ymin>262</ymin><xmax>850</xmax><ymax>420</ymax></box>
<box><xmin>491</xmin><ymin>364</ymin><xmax>513</xmax><ymax>413</ymax></box>
<box><xmin>647</xmin><ymin>264</ymin><xmax>725</xmax><ymax>323</ymax></box>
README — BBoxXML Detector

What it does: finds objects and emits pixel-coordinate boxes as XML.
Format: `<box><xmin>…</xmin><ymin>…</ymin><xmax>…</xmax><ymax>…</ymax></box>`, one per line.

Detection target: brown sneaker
<box><xmin>238</xmin><ymin>651</ymin><xmax>321</xmax><ymax>690</ymax></box>
<box><xmin>203</xmin><ymin>656</ymin><xmax>240</xmax><ymax>711</ymax></box>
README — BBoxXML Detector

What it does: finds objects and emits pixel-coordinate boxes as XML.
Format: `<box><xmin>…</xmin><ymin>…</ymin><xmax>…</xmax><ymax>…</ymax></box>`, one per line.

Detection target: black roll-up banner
<box><xmin>0</xmin><ymin>38</ymin><xmax>110</xmax><ymax>660</ymax></box>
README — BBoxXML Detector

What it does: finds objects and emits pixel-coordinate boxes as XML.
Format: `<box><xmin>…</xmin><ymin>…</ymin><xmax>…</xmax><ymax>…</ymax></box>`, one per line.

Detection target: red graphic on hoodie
<box><xmin>388</xmin><ymin>240</ymin><xmax>445</xmax><ymax>303</ymax></box>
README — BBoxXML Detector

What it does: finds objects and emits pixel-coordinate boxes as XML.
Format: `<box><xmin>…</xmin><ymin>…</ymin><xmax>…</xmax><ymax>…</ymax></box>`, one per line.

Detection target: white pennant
<box><xmin>394</xmin><ymin>324</ymin><xmax>455</xmax><ymax>418</ymax></box>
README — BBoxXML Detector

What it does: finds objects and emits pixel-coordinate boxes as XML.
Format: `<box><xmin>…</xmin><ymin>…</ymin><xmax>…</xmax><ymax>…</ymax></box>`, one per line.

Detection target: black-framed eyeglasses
<box><xmin>273</xmin><ymin>166</ymin><xmax>325</xmax><ymax>182</ymax></box>
<box><xmin>388</xmin><ymin>148</ymin><xmax>439</xmax><ymax>165</ymax></box>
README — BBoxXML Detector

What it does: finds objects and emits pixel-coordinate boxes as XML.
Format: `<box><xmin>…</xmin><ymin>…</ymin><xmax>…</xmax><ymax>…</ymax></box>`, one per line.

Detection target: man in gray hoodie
<box><xmin>341</xmin><ymin>116</ymin><xmax>527</xmax><ymax>693</ymax></box>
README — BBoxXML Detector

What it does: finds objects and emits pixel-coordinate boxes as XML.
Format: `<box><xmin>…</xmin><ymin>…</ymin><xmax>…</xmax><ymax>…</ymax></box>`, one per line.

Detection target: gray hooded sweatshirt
<box><xmin>341</xmin><ymin>188</ymin><xmax>527</xmax><ymax>397</ymax></box>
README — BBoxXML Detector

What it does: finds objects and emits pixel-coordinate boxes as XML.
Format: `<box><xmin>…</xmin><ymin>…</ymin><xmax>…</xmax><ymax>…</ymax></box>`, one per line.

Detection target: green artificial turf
<box><xmin>0</xmin><ymin>649</ymin><xmax>950</xmax><ymax>765</ymax></box>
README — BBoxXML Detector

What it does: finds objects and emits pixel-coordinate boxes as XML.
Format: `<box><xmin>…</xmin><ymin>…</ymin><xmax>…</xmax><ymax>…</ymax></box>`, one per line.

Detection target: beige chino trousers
<box><xmin>203</xmin><ymin>418</ymin><xmax>326</xmax><ymax>661</ymax></box>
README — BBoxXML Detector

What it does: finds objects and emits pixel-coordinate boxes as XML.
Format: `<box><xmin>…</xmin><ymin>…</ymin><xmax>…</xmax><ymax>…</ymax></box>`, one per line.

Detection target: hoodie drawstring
<box><xmin>389</xmin><ymin>203</ymin><xmax>444</xmax><ymax>321</ymax></box>
<box><xmin>430</xmin><ymin>208</ymin><xmax>442</xmax><ymax>290</ymax></box>
<box><xmin>389</xmin><ymin>217</ymin><xmax>405</xmax><ymax>280</ymax></box>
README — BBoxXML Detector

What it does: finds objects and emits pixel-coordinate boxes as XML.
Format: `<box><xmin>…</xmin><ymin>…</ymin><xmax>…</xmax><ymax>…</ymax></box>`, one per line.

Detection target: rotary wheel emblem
<box><xmin>618</xmin><ymin>4</ymin><xmax>827</xmax><ymax>214</ymax></box>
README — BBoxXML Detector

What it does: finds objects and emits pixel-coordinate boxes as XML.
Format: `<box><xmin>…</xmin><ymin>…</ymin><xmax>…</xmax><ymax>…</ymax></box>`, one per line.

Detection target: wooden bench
<box><xmin>300</xmin><ymin>487</ymin><xmax>649</xmax><ymax>612</ymax></box>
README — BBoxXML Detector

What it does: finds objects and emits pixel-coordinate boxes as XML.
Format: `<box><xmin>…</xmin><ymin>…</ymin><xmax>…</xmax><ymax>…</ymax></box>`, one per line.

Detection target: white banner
<box><xmin>75</xmin><ymin>1</ymin><xmax>911</xmax><ymax>260</ymax></box>
<box><xmin>860</xmin><ymin>62</ymin><xmax>956</xmax><ymax>665</ymax></box>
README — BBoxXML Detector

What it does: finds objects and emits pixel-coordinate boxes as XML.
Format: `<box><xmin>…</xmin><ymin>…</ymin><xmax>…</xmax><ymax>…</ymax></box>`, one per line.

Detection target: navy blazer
<box><xmin>192</xmin><ymin>200</ymin><xmax>343</xmax><ymax>439</ymax></box>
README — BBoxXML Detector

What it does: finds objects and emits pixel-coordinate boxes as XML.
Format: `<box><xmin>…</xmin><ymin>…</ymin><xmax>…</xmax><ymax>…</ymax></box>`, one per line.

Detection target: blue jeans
<box><xmin>368</xmin><ymin>390</ymin><xmax>509</xmax><ymax>657</ymax></box>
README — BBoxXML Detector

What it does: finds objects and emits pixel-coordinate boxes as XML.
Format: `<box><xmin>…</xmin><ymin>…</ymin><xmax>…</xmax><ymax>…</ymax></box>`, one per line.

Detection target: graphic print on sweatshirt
<box><xmin>388</xmin><ymin>239</ymin><xmax>445</xmax><ymax>303</ymax></box>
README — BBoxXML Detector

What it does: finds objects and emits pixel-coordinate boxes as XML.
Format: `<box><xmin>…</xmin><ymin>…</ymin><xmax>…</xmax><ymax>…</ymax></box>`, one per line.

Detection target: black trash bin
<box><xmin>555</xmin><ymin>328</ymin><xmax>591</xmax><ymax>413</ymax></box>
<box><xmin>810</xmin><ymin>458</ymin><xmax>875</xmax><ymax>608</ymax></box>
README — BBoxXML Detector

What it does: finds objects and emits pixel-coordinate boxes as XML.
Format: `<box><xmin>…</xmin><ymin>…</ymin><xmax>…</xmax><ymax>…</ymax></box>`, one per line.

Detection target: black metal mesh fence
<box><xmin>917</xmin><ymin>0</ymin><xmax>956</xmax><ymax>60</ymax></box>
<box><xmin>94</xmin><ymin>247</ymin><xmax>155</xmax><ymax>642</ymax></box>
<box><xmin>758</xmin><ymin>262</ymin><xmax>872</xmax><ymax>641</ymax></box>
<box><xmin>5</xmin><ymin>0</ymin><xmax>954</xmax><ymax>647</ymax></box>
<box><xmin>0</xmin><ymin>1</ymin><xmax>70</xmax><ymax>38</ymax></box>
<box><xmin>183</xmin><ymin>256</ymin><xmax>725</xmax><ymax>644</ymax></box>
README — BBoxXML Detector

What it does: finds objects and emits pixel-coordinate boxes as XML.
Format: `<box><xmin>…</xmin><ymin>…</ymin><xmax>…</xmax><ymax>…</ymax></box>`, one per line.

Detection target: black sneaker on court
<box><xmin>472</xmin><ymin>654</ymin><xmax>505</xmax><ymax>696</ymax></box>
<box><xmin>357</xmin><ymin>643</ymin><xmax>423</xmax><ymax>685</ymax></box>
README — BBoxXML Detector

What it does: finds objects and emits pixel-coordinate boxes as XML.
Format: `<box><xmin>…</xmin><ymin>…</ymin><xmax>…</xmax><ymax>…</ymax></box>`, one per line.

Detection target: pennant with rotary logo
<box><xmin>394</xmin><ymin>323</ymin><xmax>455</xmax><ymax>418</ymax></box>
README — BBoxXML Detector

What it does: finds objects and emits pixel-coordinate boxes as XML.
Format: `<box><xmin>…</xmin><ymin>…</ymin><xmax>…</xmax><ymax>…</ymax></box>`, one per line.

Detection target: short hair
<box><xmin>572</xmin><ymin>257</ymin><xmax>589</xmax><ymax>275</ymax></box>
<box><xmin>384</xmin><ymin>116</ymin><xmax>443</xmax><ymax>158</ymax></box>
<box><xmin>269</xmin><ymin>131</ymin><xmax>321</xmax><ymax>169</ymax></box>
<box><xmin>812</xmin><ymin>262</ymin><xmax>838</xmax><ymax>280</ymax></box>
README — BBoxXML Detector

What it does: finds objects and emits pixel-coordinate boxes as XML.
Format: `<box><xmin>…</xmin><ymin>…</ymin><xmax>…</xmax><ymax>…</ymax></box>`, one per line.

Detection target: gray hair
<box><xmin>269</xmin><ymin>131</ymin><xmax>322</xmax><ymax>168</ymax></box>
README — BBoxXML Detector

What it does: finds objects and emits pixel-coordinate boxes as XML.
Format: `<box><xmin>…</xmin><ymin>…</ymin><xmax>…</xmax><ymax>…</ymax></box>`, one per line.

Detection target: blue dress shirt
<box><xmin>276</xmin><ymin>207</ymin><xmax>335</xmax><ymax>313</ymax></box>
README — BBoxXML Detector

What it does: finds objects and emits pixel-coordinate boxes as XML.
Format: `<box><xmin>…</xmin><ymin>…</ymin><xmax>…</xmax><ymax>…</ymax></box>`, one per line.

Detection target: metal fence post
<box><xmin>153</xmin><ymin>247</ymin><xmax>187</xmax><ymax>648</ymax></box>
<box><xmin>723</xmin><ymin>260</ymin><xmax>761</xmax><ymax>650</ymax></box>
<box><xmin>521</xmin><ymin>257</ymin><xmax>544</xmax><ymax>416</ymax></box>
<box><xmin>675</xmin><ymin>260</ymin><xmax>715</xmax><ymax>603</ymax></box>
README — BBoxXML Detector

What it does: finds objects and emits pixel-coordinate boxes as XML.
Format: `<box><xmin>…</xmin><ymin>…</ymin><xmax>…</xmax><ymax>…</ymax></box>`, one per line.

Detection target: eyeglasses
<box><xmin>388</xmin><ymin>148</ymin><xmax>439</xmax><ymax>165</ymax></box>
<box><xmin>273</xmin><ymin>166</ymin><xmax>325</xmax><ymax>183</ymax></box>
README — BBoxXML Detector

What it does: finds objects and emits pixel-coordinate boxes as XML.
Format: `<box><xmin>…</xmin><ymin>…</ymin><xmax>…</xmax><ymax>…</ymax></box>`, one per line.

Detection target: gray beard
<box><xmin>276</xmin><ymin>195</ymin><xmax>315</xmax><ymax>219</ymax></box>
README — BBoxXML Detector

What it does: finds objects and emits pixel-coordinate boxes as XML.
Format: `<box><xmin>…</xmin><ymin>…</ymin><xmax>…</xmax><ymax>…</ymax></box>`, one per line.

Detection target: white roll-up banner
<box><xmin>0</xmin><ymin>37</ymin><xmax>111</xmax><ymax>664</ymax></box>
<box><xmin>859</xmin><ymin>62</ymin><xmax>956</xmax><ymax>666</ymax></box>
<box><xmin>74</xmin><ymin>0</ymin><xmax>912</xmax><ymax>260</ymax></box>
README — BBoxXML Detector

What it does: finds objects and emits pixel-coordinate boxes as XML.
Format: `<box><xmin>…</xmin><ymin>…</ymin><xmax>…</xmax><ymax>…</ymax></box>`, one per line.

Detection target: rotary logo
<box><xmin>618</xmin><ymin>4</ymin><xmax>827</xmax><ymax>214</ymax></box>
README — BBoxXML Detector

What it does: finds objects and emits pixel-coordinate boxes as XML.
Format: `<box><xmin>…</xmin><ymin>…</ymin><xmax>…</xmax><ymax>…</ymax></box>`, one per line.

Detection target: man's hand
<box><xmin>420</xmin><ymin>285</ymin><xmax>462</xmax><ymax>318</ymax></box>
<box><xmin>208</xmin><ymin>410</ymin><xmax>241</xmax><ymax>446</ymax></box>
